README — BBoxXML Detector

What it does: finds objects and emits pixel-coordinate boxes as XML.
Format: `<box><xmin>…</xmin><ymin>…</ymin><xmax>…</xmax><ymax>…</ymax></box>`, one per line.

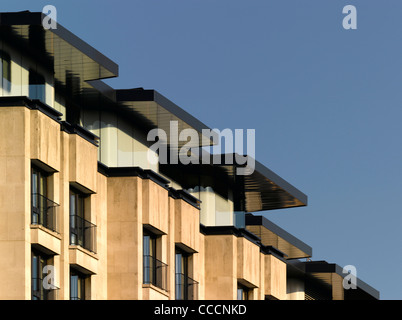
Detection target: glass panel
<box><xmin>70</xmin><ymin>189</ymin><xmax>86</xmax><ymax>247</ymax></box>
<box><xmin>29</xmin><ymin>70</ymin><xmax>45</xmax><ymax>103</ymax></box>
<box><xmin>2</xmin><ymin>57</ymin><xmax>11</xmax><ymax>91</ymax></box>
<box><xmin>143</xmin><ymin>235</ymin><xmax>150</xmax><ymax>284</ymax></box>
<box><xmin>143</xmin><ymin>235</ymin><xmax>150</xmax><ymax>256</ymax></box>
<box><xmin>0</xmin><ymin>57</ymin><xmax>2</xmax><ymax>91</ymax></box>
<box><xmin>175</xmin><ymin>252</ymin><xmax>182</xmax><ymax>274</ymax></box>
<box><xmin>77</xmin><ymin>194</ymin><xmax>84</xmax><ymax>218</ymax></box>
<box><xmin>237</xmin><ymin>285</ymin><xmax>249</xmax><ymax>300</ymax></box>
<box><xmin>70</xmin><ymin>192</ymin><xmax>77</xmax><ymax>244</ymax></box>
<box><xmin>78</xmin><ymin>276</ymin><xmax>84</xmax><ymax>300</ymax></box>
<box><xmin>175</xmin><ymin>252</ymin><xmax>183</xmax><ymax>300</ymax></box>
<box><xmin>237</xmin><ymin>288</ymin><xmax>244</xmax><ymax>300</ymax></box>
<box><xmin>32</xmin><ymin>251</ymin><xmax>52</xmax><ymax>300</ymax></box>
<box><xmin>175</xmin><ymin>250</ymin><xmax>190</xmax><ymax>300</ymax></box>
<box><xmin>39</xmin><ymin>173</ymin><xmax>47</xmax><ymax>226</ymax></box>
<box><xmin>31</xmin><ymin>169</ymin><xmax>38</xmax><ymax>224</ymax></box>
<box><xmin>143</xmin><ymin>232</ymin><xmax>158</xmax><ymax>286</ymax></box>
<box><xmin>70</xmin><ymin>274</ymin><xmax>78</xmax><ymax>300</ymax></box>
<box><xmin>32</xmin><ymin>255</ymin><xmax>38</xmax><ymax>293</ymax></box>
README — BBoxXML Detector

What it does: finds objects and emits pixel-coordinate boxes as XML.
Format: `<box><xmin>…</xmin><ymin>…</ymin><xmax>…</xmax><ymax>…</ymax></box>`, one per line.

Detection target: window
<box><xmin>31</xmin><ymin>166</ymin><xmax>48</xmax><ymax>226</ymax></box>
<box><xmin>143</xmin><ymin>230</ymin><xmax>157</xmax><ymax>285</ymax></box>
<box><xmin>237</xmin><ymin>283</ymin><xmax>250</xmax><ymax>300</ymax></box>
<box><xmin>31</xmin><ymin>166</ymin><xmax>58</xmax><ymax>232</ymax></box>
<box><xmin>70</xmin><ymin>269</ymin><xmax>86</xmax><ymax>300</ymax></box>
<box><xmin>0</xmin><ymin>51</ymin><xmax>11</xmax><ymax>92</ymax></box>
<box><xmin>31</xmin><ymin>250</ymin><xmax>57</xmax><ymax>300</ymax></box>
<box><xmin>175</xmin><ymin>249</ymin><xmax>189</xmax><ymax>300</ymax></box>
<box><xmin>69</xmin><ymin>188</ymin><xmax>96</xmax><ymax>253</ymax></box>
<box><xmin>29</xmin><ymin>69</ymin><xmax>45</xmax><ymax>103</ymax></box>
<box><xmin>143</xmin><ymin>229</ymin><xmax>167</xmax><ymax>290</ymax></box>
<box><xmin>175</xmin><ymin>248</ymin><xmax>198</xmax><ymax>300</ymax></box>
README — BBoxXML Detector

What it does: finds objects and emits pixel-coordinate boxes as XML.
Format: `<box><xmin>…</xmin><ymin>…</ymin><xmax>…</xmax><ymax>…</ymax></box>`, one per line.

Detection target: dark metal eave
<box><xmin>303</xmin><ymin>261</ymin><xmax>380</xmax><ymax>300</ymax></box>
<box><xmin>116</xmin><ymin>88</ymin><xmax>217</xmax><ymax>148</ymax></box>
<box><xmin>245</xmin><ymin>214</ymin><xmax>312</xmax><ymax>259</ymax></box>
<box><xmin>288</xmin><ymin>260</ymin><xmax>380</xmax><ymax>300</ymax></box>
<box><xmin>0</xmin><ymin>11</ymin><xmax>119</xmax><ymax>96</ymax></box>
<box><xmin>160</xmin><ymin>152</ymin><xmax>307</xmax><ymax>213</ymax></box>
<box><xmin>218</xmin><ymin>153</ymin><xmax>308</xmax><ymax>212</ymax></box>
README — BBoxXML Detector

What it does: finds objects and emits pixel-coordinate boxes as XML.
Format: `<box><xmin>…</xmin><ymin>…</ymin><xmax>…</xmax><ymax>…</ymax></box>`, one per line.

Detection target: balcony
<box><xmin>70</xmin><ymin>215</ymin><xmax>97</xmax><ymax>254</ymax></box>
<box><xmin>143</xmin><ymin>255</ymin><xmax>168</xmax><ymax>292</ymax></box>
<box><xmin>175</xmin><ymin>273</ymin><xmax>199</xmax><ymax>300</ymax></box>
<box><xmin>31</xmin><ymin>278</ymin><xmax>59</xmax><ymax>300</ymax></box>
<box><xmin>31</xmin><ymin>193</ymin><xmax>59</xmax><ymax>233</ymax></box>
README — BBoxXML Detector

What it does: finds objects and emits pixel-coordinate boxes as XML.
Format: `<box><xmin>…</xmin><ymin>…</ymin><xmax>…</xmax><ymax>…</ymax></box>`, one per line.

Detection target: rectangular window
<box><xmin>175</xmin><ymin>249</ymin><xmax>198</xmax><ymax>300</ymax></box>
<box><xmin>70</xmin><ymin>269</ymin><xmax>86</xmax><ymax>300</ymax></box>
<box><xmin>175</xmin><ymin>250</ymin><xmax>188</xmax><ymax>300</ymax></box>
<box><xmin>69</xmin><ymin>188</ymin><xmax>96</xmax><ymax>253</ymax></box>
<box><xmin>31</xmin><ymin>166</ymin><xmax>48</xmax><ymax>226</ymax></box>
<box><xmin>143</xmin><ymin>230</ymin><xmax>157</xmax><ymax>285</ymax></box>
<box><xmin>31</xmin><ymin>166</ymin><xmax>58</xmax><ymax>232</ymax></box>
<box><xmin>0</xmin><ymin>51</ymin><xmax>11</xmax><ymax>92</ymax></box>
<box><xmin>143</xmin><ymin>229</ymin><xmax>167</xmax><ymax>291</ymax></box>
<box><xmin>237</xmin><ymin>283</ymin><xmax>250</xmax><ymax>300</ymax></box>
<box><xmin>29</xmin><ymin>69</ymin><xmax>45</xmax><ymax>103</ymax></box>
<box><xmin>31</xmin><ymin>250</ymin><xmax>57</xmax><ymax>300</ymax></box>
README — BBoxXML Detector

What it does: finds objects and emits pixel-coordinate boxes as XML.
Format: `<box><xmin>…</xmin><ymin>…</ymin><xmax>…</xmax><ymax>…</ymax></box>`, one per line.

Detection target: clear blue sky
<box><xmin>4</xmin><ymin>0</ymin><xmax>401</xmax><ymax>299</ymax></box>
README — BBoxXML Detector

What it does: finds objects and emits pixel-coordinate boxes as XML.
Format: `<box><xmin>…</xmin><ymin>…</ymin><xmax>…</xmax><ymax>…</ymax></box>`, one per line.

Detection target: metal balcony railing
<box><xmin>143</xmin><ymin>255</ymin><xmax>168</xmax><ymax>291</ymax></box>
<box><xmin>70</xmin><ymin>215</ymin><xmax>97</xmax><ymax>254</ymax></box>
<box><xmin>31</xmin><ymin>193</ymin><xmax>59</xmax><ymax>233</ymax></box>
<box><xmin>31</xmin><ymin>277</ymin><xmax>59</xmax><ymax>300</ymax></box>
<box><xmin>175</xmin><ymin>273</ymin><xmax>199</xmax><ymax>300</ymax></box>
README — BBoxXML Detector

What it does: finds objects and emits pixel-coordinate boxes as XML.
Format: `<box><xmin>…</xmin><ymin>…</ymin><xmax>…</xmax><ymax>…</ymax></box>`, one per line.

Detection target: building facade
<box><xmin>0</xmin><ymin>11</ymin><xmax>379</xmax><ymax>300</ymax></box>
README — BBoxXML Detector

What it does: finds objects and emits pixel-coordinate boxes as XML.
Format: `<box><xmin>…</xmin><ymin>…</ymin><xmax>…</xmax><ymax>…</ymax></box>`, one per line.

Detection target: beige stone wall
<box><xmin>0</xmin><ymin>105</ymin><xmax>102</xmax><ymax>300</ymax></box>
<box><xmin>174</xmin><ymin>199</ymin><xmax>200</xmax><ymax>253</ymax></box>
<box><xmin>69</xmin><ymin>134</ymin><xmax>97</xmax><ymax>193</ymax></box>
<box><xmin>237</xmin><ymin>237</ymin><xmax>261</xmax><ymax>290</ymax></box>
<box><xmin>204</xmin><ymin>232</ymin><xmax>289</xmax><ymax>301</ymax></box>
<box><xmin>0</xmin><ymin>104</ymin><xmax>293</xmax><ymax>301</ymax></box>
<box><xmin>264</xmin><ymin>254</ymin><xmax>287</xmax><ymax>300</ymax></box>
<box><xmin>0</xmin><ymin>106</ymin><xmax>31</xmax><ymax>299</ymax></box>
<box><xmin>92</xmin><ymin>172</ymin><xmax>108</xmax><ymax>299</ymax></box>
<box><xmin>142</xmin><ymin>179</ymin><xmax>169</xmax><ymax>234</ymax></box>
<box><xmin>204</xmin><ymin>234</ymin><xmax>237</xmax><ymax>300</ymax></box>
<box><xmin>107</xmin><ymin>176</ymin><xmax>205</xmax><ymax>300</ymax></box>
<box><xmin>107</xmin><ymin>176</ymin><xmax>143</xmax><ymax>300</ymax></box>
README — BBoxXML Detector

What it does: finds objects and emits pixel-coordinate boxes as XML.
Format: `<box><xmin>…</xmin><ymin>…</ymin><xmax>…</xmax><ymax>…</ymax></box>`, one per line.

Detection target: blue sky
<box><xmin>4</xmin><ymin>0</ymin><xmax>401</xmax><ymax>299</ymax></box>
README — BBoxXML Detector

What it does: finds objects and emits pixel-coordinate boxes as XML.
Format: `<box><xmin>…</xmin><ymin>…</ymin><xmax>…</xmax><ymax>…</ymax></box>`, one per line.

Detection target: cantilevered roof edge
<box><xmin>304</xmin><ymin>261</ymin><xmax>380</xmax><ymax>300</ymax></box>
<box><xmin>252</xmin><ymin>156</ymin><xmax>308</xmax><ymax>207</ymax></box>
<box><xmin>216</xmin><ymin>153</ymin><xmax>308</xmax><ymax>207</ymax></box>
<box><xmin>245</xmin><ymin>213</ymin><xmax>313</xmax><ymax>258</ymax></box>
<box><xmin>0</xmin><ymin>11</ymin><xmax>119</xmax><ymax>78</ymax></box>
<box><xmin>116</xmin><ymin>88</ymin><xmax>214</xmax><ymax>136</ymax></box>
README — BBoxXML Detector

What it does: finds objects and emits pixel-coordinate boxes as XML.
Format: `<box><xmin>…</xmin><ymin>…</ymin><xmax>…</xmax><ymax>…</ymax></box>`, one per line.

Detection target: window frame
<box><xmin>31</xmin><ymin>166</ymin><xmax>49</xmax><ymax>226</ymax></box>
<box><xmin>70</xmin><ymin>268</ymin><xmax>87</xmax><ymax>300</ymax></box>
<box><xmin>0</xmin><ymin>50</ymin><xmax>11</xmax><ymax>92</ymax></box>
<box><xmin>143</xmin><ymin>229</ymin><xmax>157</xmax><ymax>285</ymax></box>
<box><xmin>69</xmin><ymin>187</ymin><xmax>87</xmax><ymax>247</ymax></box>
<box><xmin>175</xmin><ymin>248</ymin><xmax>190</xmax><ymax>300</ymax></box>
<box><xmin>237</xmin><ymin>283</ymin><xmax>250</xmax><ymax>300</ymax></box>
<box><xmin>31</xmin><ymin>249</ymin><xmax>53</xmax><ymax>300</ymax></box>
<box><xmin>29</xmin><ymin>69</ymin><xmax>46</xmax><ymax>103</ymax></box>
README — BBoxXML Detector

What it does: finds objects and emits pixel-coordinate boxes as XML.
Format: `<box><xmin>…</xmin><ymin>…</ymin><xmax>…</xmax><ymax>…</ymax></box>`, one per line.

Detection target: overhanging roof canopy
<box><xmin>160</xmin><ymin>153</ymin><xmax>308</xmax><ymax>212</ymax></box>
<box><xmin>0</xmin><ymin>11</ymin><xmax>119</xmax><ymax>97</ymax></box>
<box><xmin>116</xmin><ymin>88</ymin><xmax>216</xmax><ymax>148</ymax></box>
<box><xmin>287</xmin><ymin>260</ymin><xmax>380</xmax><ymax>300</ymax></box>
<box><xmin>245</xmin><ymin>214</ymin><xmax>312</xmax><ymax>259</ymax></box>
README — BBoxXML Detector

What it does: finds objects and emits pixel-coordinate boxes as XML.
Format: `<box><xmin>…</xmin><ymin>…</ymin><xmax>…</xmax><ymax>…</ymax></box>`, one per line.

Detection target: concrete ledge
<box><xmin>142</xmin><ymin>283</ymin><xmax>169</xmax><ymax>300</ymax></box>
<box><xmin>30</xmin><ymin>225</ymin><xmax>62</xmax><ymax>255</ymax></box>
<box><xmin>69</xmin><ymin>245</ymin><xmax>98</xmax><ymax>275</ymax></box>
